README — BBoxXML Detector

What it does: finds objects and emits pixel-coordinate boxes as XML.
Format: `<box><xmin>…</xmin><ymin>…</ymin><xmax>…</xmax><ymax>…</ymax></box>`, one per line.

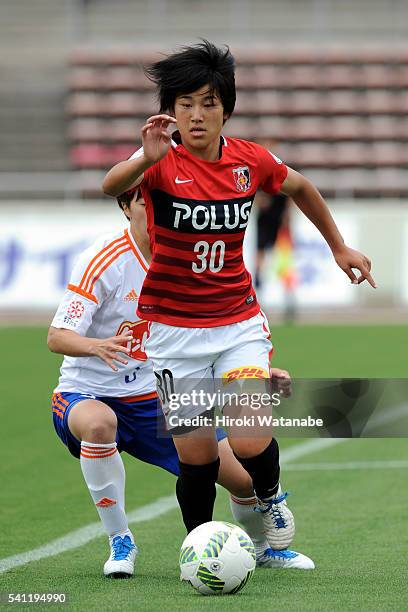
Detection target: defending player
<box><xmin>48</xmin><ymin>188</ymin><xmax>314</xmax><ymax>578</ymax></box>
<box><xmin>102</xmin><ymin>41</ymin><xmax>376</xmax><ymax>547</ymax></box>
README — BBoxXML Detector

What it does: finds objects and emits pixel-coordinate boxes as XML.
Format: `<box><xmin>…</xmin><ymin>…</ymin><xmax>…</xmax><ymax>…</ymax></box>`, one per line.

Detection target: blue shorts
<box><xmin>52</xmin><ymin>392</ymin><xmax>227</xmax><ymax>476</ymax></box>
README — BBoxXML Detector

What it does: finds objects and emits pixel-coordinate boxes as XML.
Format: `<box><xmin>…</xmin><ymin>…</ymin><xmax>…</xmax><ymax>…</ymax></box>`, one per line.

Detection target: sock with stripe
<box><xmin>230</xmin><ymin>495</ymin><xmax>269</xmax><ymax>556</ymax></box>
<box><xmin>80</xmin><ymin>441</ymin><xmax>129</xmax><ymax>537</ymax></box>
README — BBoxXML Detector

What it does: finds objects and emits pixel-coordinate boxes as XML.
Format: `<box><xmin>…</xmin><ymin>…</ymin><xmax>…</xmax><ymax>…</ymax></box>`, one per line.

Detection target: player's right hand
<box><xmin>141</xmin><ymin>114</ymin><xmax>177</xmax><ymax>164</ymax></box>
<box><xmin>91</xmin><ymin>333</ymin><xmax>134</xmax><ymax>371</ymax></box>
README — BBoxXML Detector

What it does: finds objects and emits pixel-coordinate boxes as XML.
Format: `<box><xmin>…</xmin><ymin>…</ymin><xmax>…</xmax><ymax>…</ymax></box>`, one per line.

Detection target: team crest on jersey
<box><xmin>117</xmin><ymin>320</ymin><xmax>150</xmax><ymax>361</ymax></box>
<box><xmin>232</xmin><ymin>166</ymin><xmax>251</xmax><ymax>192</ymax></box>
<box><xmin>66</xmin><ymin>300</ymin><xmax>84</xmax><ymax>319</ymax></box>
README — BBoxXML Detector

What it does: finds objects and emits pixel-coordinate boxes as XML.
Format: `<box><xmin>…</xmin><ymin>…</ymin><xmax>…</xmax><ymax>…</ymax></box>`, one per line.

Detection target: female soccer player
<box><xmin>102</xmin><ymin>41</ymin><xmax>375</xmax><ymax>549</ymax></box>
<box><xmin>48</xmin><ymin>189</ymin><xmax>313</xmax><ymax>578</ymax></box>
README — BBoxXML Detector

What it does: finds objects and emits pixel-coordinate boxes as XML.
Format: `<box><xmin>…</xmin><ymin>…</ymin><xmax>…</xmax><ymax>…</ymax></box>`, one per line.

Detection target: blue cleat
<box><xmin>256</xmin><ymin>547</ymin><xmax>315</xmax><ymax>569</ymax></box>
<box><xmin>104</xmin><ymin>533</ymin><xmax>138</xmax><ymax>578</ymax></box>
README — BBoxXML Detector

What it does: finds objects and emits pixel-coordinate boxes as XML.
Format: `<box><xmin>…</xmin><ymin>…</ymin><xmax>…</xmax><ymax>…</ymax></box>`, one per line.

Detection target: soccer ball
<box><xmin>179</xmin><ymin>521</ymin><xmax>256</xmax><ymax>595</ymax></box>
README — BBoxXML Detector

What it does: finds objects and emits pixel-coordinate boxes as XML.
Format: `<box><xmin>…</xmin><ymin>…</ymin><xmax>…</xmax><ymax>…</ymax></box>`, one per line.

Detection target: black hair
<box><xmin>117</xmin><ymin>187</ymin><xmax>142</xmax><ymax>220</ymax></box>
<box><xmin>144</xmin><ymin>40</ymin><xmax>236</xmax><ymax>118</ymax></box>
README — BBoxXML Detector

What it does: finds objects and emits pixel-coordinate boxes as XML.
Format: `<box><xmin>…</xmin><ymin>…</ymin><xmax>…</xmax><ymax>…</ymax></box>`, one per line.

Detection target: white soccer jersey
<box><xmin>51</xmin><ymin>228</ymin><xmax>156</xmax><ymax>398</ymax></box>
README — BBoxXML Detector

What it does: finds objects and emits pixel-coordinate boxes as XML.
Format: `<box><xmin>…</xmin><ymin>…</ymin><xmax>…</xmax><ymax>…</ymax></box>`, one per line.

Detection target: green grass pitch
<box><xmin>0</xmin><ymin>325</ymin><xmax>407</xmax><ymax>610</ymax></box>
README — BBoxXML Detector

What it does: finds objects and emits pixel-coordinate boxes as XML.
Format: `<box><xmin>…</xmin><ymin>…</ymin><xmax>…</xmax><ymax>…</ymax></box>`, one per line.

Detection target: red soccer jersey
<box><xmin>136</xmin><ymin>135</ymin><xmax>288</xmax><ymax>328</ymax></box>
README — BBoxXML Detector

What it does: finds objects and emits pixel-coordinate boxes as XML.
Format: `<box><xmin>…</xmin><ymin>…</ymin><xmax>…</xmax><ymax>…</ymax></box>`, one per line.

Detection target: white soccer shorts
<box><xmin>145</xmin><ymin>311</ymin><xmax>273</xmax><ymax>428</ymax></box>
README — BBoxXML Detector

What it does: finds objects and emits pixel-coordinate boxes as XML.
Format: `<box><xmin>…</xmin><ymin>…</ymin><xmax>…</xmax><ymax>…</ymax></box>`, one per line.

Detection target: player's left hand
<box><xmin>333</xmin><ymin>245</ymin><xmax>376</xmax><ymax>288</ymax></box>
<box><xmin>270</xmin><ymin>368</ymin><xmax>292</xmax><ymax>398</ymax></box>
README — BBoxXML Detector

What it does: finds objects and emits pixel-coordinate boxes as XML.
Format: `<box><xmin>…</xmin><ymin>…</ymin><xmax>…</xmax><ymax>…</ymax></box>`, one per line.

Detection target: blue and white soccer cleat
<box><xmin>104</xmin><ymin>533</ymin><xmax>138</xmax><ymax>578</ymax></box>
<box><xmin>255</xmin><ymin>484</ymin><xmax>295</xmax><ymax>550</ymax></box>
<box><xmin>256</xmin><ymin>547</ymin><xmax>315</xmax><ymax>569</ymax></box>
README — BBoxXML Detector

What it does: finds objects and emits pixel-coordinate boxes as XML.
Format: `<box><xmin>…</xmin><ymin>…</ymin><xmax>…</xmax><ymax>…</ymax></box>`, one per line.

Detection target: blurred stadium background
<box><xmin>1</xmin><ymin>3</ymin><xmax>408</xmax><ymax>608</ymax></box>
<box><xmin>1</xmin><ymin>0</ymin><xmax>408</xmax><ymax>324</ymax></box>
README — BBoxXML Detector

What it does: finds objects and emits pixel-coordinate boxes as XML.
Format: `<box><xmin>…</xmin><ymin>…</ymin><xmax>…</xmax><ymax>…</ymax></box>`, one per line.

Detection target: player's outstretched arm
<box><xmin>47</xmin><ymin>327</ymin><xmax>133</xmax><ymax>372</ymax></box>
<box><xmin>281</xmin><ymin>168</ymin><xmax>376</xmax><ymax>288</ymax></box>
<box><xmin>102</xmin><ymin>114</ymin><xmax>177</xmax><ymax>196</ymax></box>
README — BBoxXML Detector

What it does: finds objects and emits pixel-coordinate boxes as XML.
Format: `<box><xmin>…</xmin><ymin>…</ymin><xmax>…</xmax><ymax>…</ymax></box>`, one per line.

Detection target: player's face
<box><xmin>127</xmin><ymin>194</ymin><xmax>147</xmax><ymax>234</ymax></box>
<box><xmin>174</xmin><ymin>85</ymin><xmax>227</xmax><ymax>153</ymax></box>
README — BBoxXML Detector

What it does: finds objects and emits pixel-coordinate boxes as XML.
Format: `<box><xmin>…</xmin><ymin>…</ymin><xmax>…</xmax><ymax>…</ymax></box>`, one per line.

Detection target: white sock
<box><xmin>80</xmin><ymin>441</ymin><xmax>129</xmax><ymax>538</ymax></box>
<box><xmin>230</xmin><ymin>495</ymin><xmax>269</xmax><ymax>556</ymax></box>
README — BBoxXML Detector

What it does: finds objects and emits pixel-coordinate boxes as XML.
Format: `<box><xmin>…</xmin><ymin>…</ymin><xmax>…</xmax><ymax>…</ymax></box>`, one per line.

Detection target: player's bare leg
<box><xmin>217</xmin><ymin>438</ymin><xmax>314</xmax><ymax>569</ymax></box>
<box><xmin>68</xmin><ymin>400</ymin><xmax>137</xmax><ymax>578</ymax></box>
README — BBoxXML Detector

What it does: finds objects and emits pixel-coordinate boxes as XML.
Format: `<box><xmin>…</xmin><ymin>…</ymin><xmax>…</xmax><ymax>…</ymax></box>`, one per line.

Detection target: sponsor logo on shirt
<box><xmin>222</xmin><ymin>366</ymin><xmax>269</xmax><ymax>385</ymax></box>
<box><xmin>172</xmin><ymin>200</ymin><xmax>252</xmax><ymax>231</ymax></box>
<box><xmin>123</xmin><ymin>288</ymin><xmax>138</xmax><ymax>302</ymax></box>
<box><xmin>232</xmin><ymin>166</ymin><xmax>251</xmax><ymax>192</ymax></box>
<box><xmin>151</xmin><ymin>190</ymin><xmax>255</xmax><ymax>234</ymax></box>
<box><xmin>116</xmin><ymin>320</ymin><xmax>150</xmax><ymax>361</ymax></box>
<box><xmin>175</xmin><ymin>176</ymin><xmax>194</xmax><ymax>184</ymax></box>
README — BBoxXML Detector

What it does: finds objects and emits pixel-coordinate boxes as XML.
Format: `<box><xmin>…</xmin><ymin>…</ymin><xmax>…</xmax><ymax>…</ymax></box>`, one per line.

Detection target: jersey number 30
<box><xmin>192</xmin><ymin>240</ymin><xmax>225</xmax><ymax>273</ymax></box>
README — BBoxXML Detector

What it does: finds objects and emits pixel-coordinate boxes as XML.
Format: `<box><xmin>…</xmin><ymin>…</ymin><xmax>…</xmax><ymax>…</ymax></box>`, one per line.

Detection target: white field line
<box><xmin>0</xmin><ymin>495</ymin><xmax>177</xmax><ymax>575</ymax></box>
<box><xmin>0</xmin><ymin>437</ymin><xmax>342</xmax><ymax>575</ymax></box>
<box><xmin>285</xmin><ymin>460</ymin><xmax>408</xmax><ymax>471</ymax></box>
<box><xmin>279</xmin><ymin>438</ymin><xmax>346</xmax><ymax>463</ymax></box>
<box><xmin>2</xmin><ymin>401</ymin><xmax>407</xmax><ymax>575</ymax></box>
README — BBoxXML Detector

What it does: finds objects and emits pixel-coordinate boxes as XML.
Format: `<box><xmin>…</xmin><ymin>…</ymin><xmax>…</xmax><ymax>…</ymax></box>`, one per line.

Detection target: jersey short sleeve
<box><xmin>255</xmin><ymin>144</ymin><xmax>288</xmax><ymax>195</ymax></box>
<box><xmin>50</xmin><ymin>248</ymin><xmax>107</xmax><ymax>336</ymax></box>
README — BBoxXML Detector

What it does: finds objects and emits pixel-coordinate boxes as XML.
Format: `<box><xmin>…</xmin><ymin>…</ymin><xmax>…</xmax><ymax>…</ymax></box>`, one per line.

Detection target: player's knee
<box><xmin>68</xmin><ymin>401</ymin><xmax>117</xmax><ymax>442</ymax></box>
<box><xmin>229</xmin><ymin>437</ymin><xmax>272</xmax><ymax>459</ymax></box>
<box><xmin>77</xmin><ymin>411</ymin><xmax>117</xmax><ymax>443</ymax></box>
<box><xmin>84</xmin><ymin>418</ymin><xmax>116</xmax><ymax>443</ymax></box>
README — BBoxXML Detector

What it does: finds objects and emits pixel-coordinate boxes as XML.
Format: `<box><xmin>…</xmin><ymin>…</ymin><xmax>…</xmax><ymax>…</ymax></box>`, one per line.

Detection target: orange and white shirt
<box><xmin>51</xmin><ymin>229</ymin><xmax>156</xmax><ymax>398</ymax></box>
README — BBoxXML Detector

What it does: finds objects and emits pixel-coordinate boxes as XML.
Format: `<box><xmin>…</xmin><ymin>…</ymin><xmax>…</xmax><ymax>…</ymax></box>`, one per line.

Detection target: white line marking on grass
<box><xmin>2</xmin><ymin>404</ymin><xmax>406</xmax><ymax>575</ymax></box>
<box><xmin>361</xmin><ymin>403</ymin><xmax>408</xmax><ymax>435</ymax></box>
<box><xmin>0</xmin><ymin>437</ymin><xmax>339</xmax><ymax>574</ymax></box>
<box><xmin>285</xmin><ymin>460</ymin><xmax>408</xmax><ymax>471</ymax></box>
<box><xmin>279</xmin><ymin>438</ymin><xmax>346</xmax><ymax>463</ymax></box>
<box><xmin>0</xmin><ymin>495</ymin><xmax>177</xmax><ymax>575</ymax></box>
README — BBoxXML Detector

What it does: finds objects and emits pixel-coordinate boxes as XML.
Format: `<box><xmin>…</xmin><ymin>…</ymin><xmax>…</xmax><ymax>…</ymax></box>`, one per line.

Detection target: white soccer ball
<box><xmin>179</xmin><ymin>521</ymin><xmax>256</xmax><ymax>595</ymax></box>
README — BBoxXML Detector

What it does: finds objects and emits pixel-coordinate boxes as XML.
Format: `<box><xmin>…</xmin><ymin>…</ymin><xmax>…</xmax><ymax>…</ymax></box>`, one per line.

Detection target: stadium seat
<box><xmin>332</xmin><ymin>142</ymin><xmax>372</xmax><ymax>167</ymax></box>
<box><xmin>285</xmin><ymin>117</ymin><xmax>329</xmax><ymax>141</ymax></box>
<box><xmin>104</xmin><ymin>93</ymin><xmax>144</xmax><ymax>116</ymax></box>
<box><xmin>68</xmin><ymin>119</ymin><xmax>108</xmax><ymax>142</ymax></box>
<box><xmin>105</xmin><ymin>119</ymin><xmax>142</xmax><ymax>143</ymax></box>
<box><xmin>286</xmin><ymin>91</ymin><xmax>326</xmax><ymax>115</ymax></box>
<box><xmin>70</xmin><ymin>144</ymin><xmax>111</xmax><ymax>168</ymax></box>
<box><xmin>108</xmin><ymin>144</ymin><xmax>139</xmax><ymax>165</ymax></box>
<box><xmin>328</xmin><ymin>117</ymin><xmax>368</xmax><ymax>140</ymax></box>
<box><xmin>68</xmin><ymin>67</ymin><xmax>105</xmax><ymax>91</ymax></box>
<box><xmin>223</xmin><ymin>118</ymin><xmax>261</xmax><ymax>140</ymax></box>
<box><xmin>371</xmin><ymin>142</ymin><xmax>408</xmax><ymax>167</ymax></box>
<box><xmin>366</xmin><ymin>116</ymin><xmax>399</xmax><ymax>140</ymax></box>
<box><xmin>66</xmin><ymin>93</ymin><xmax>104</xmax><ymax>117</ymax></box>
<box><xmin>102</xmin><ymin>67</ymin><xmax>151</xmax><ymax>91</ymax></box>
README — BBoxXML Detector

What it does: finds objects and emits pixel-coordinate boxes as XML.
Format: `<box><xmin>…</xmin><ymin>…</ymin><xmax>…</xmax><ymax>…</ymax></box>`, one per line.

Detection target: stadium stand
<box><xmin>0</xmin><ymin>0</ymin><xmax>407</xmax><ymax>198</ymax></box>
<box><xmin>65</xmin><ymin>48</ymin><xmax>408</xmax><ymax>197</ymax></box>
